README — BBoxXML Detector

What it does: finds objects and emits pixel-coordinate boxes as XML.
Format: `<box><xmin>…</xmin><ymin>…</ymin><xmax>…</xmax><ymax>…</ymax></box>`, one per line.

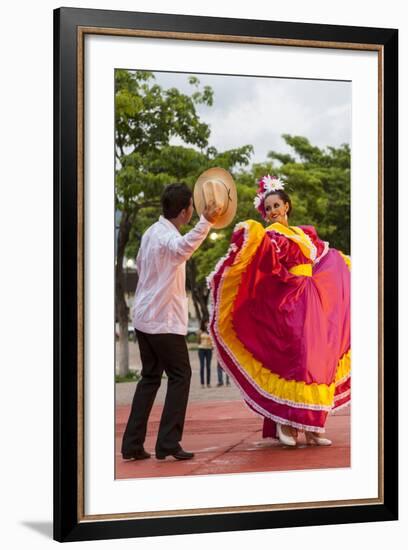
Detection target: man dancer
<box><xmin>121</xmin><ymin>183</ymin><xmax>220</xmax><ymax>461</ymax></box>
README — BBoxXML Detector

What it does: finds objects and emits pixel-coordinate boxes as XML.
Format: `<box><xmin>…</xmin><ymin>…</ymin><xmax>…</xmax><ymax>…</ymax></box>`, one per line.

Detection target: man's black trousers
<box><xmin>121</xmin><ymin>330</ymin><xmax>192</xmax><ymax>456</ymax></box>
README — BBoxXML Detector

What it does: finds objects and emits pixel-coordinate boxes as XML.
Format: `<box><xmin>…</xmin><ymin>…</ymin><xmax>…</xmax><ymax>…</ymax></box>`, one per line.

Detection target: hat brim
<box><xmin>193</xmin><ymin>167</ymin><xmax>237</xmax><ymax>229</ymax></box>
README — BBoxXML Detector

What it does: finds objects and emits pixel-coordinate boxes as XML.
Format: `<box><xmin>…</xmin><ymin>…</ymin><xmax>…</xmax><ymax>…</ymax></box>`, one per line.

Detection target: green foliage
<box><xmin>115</xmin><ymin>69</ymin><xmax>214</xmax><ymax>213</ymax></box>
<box><xmin>267</xmin><ymin>135</ymin><xmax>351</xmax><ymax>253</ymax></box>
<box><xmin>186</xmin><ymin>333</ymin><xmax>199</xmax><ymax>344</ymax></box>
<box><xmin>115</xmin><ymin>370</ymin><xmax>141</xmax><ymax>383</ymax></box>
<box><xmin>124</xmin><ymin>144</ymin><xmax>254</xmax><ymax>259</ymax></box>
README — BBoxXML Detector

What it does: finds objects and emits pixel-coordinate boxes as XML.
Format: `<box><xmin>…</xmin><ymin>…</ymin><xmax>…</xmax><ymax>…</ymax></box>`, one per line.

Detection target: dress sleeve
<box><xmin>299</xmin><ymin>225</ymin><xmax>328</xmax><ymax>262</ymax></box>
<box><xmin>258</xmin><ymin>231</ymin><xmax>291</xmax><ymax>275</ymax></box>
<box><xmin>265</xmin><ymin>231</ymin><xmax>291</xmax><ymax>262</ymax></box>
<box><xmin>300</xmin><ymin>225</ymin><xmax>351</xmax><ymax>268</ymax></box>
<box><xmin>338</xmin><ymin>251</ymin><xmax>351</xmax><ymax>270</ymax></box>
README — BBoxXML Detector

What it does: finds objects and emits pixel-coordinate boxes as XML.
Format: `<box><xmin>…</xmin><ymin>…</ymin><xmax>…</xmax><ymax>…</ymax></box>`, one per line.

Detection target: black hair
<box><xmin>200</xmin><ymin>318</ymin><xmax>209</xmax><ymax>331</ymax></box>
<box><xmin>264</xmin><ymin>189</ymin><xmax>293</xmax><ymax>217</ymax></box>
<box><xmin>161</xmin><ymin>183</ymin><xmax>193</xmax><ymax>219</ymax></box>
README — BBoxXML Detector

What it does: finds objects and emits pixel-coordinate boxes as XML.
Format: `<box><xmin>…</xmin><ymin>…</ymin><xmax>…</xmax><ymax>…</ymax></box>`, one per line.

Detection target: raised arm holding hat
<box><xmin>193</xmin><ymin>167</ymin><xmax>237</xmax><ymax>229</ymax></box>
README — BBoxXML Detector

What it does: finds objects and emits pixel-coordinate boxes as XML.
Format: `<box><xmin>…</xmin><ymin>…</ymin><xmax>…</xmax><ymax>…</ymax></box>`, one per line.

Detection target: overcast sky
<box><xmin>151</xmin><ymin>71</ymin><xmax>351</xmax><ymax>167</ymax></box>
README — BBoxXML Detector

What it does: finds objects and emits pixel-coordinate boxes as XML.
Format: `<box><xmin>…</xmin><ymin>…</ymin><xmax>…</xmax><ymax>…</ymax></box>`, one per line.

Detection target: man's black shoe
<box><xmin>122</xmin><ymin>449</ymin><xmax>151</xmax><ymax>460</ymax></box>
<box><xmin>155</xmin><ymin>448</ymin><xmax>195</xmax><ymax>460</ymax></box>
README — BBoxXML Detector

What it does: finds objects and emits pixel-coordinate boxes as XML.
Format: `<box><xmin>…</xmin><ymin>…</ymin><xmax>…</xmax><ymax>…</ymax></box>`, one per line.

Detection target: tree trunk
<box><xmin>193</xmin><ymin>283</ymin><xmax>210</xmax><ymax>322</ymax></box>
<box><xmin>117</xmin><ymin>319</ymin><xmax>129</xmax><ymax>377</ymax></box>
<box><xmin>115</xmin><ymin>209</ymin><xmax>134</xmax><ymax>377</ymax></box>
<box><xmin>186</xmin><ymin>259</ymin><xmax>209</xmax><ymax>323</ymax></box>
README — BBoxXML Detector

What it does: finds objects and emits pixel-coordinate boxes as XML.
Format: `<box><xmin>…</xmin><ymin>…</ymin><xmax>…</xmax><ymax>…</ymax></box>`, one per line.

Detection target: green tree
<box><xmin>115</xmin><ymin>70</ymin><xmax>213</xmax><ymax>376</ymax></box>
<box><xmin>267</xmin><ymin>134</ymin><xmax>351</xmax><ymax>253</ymax></box>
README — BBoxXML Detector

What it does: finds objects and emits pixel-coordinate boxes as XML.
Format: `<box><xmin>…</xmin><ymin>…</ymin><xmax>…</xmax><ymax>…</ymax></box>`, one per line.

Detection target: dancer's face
<box><xmin>264</xmin><ymin>194</ymin><xmax>289</xmax><ymax>225</ymax></box>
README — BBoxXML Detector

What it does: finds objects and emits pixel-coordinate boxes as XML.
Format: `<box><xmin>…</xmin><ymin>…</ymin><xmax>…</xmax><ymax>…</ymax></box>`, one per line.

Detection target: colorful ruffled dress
<box><xmin>207</xmin><ymin>220</ymin><xmax>351</xmax><ymax>437</ymax></box>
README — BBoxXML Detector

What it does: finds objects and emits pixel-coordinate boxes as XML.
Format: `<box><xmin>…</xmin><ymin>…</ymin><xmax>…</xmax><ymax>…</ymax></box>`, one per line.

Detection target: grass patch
<box><xmin>115</xmin><ymin>370</ymin><xmax>141</xmax><ymax>383</ymax></box>
<box><xmin>115</xmin><ymin>371</ymin><xmax>168</xmax><ymax>383</ymax></box>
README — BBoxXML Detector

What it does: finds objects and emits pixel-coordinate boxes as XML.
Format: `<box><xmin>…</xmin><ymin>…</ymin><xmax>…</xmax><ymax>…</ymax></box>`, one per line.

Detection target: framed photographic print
<box><xmin>53</xmin><ymin>7</ymin><xmax>398</xmax><ymax>542</ymax></box>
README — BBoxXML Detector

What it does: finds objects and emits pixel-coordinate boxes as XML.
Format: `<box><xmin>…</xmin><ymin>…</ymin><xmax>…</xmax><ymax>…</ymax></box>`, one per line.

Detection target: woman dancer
<box><xmin>207</xmin><ymin>175</ymin><xmax>350</xmax><ymax>446</ymax></box>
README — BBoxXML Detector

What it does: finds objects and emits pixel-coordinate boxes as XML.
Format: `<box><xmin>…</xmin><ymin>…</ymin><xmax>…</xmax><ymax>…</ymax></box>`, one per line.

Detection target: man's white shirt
<box><xmin>132</xmin><ymin>215</ymin><xmax>212</xmax><ymax>335</ymax></box>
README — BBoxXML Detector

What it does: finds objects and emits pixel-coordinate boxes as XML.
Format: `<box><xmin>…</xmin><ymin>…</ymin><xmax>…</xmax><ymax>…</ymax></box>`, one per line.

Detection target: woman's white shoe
<box><xmin>276</xmin><ymin>423</ymin><xmax>297</xmax><ymax>446</ymax></box>
<box><xmin>305</xmin><ymin>432</ymin><xmax>332</xmax><ymax>446</ymax></box>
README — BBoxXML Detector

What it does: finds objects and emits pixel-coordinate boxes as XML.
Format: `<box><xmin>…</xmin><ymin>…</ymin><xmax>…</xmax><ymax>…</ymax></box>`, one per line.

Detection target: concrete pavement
<box><xmin>115</xmin><ymin>343</ymin><xmax>350</xmax><ymax>479</ymax></box>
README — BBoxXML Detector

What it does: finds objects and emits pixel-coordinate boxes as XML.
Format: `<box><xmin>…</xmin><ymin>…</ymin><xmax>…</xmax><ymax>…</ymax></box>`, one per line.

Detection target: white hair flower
<box><xmin>262</xmin><ymin>174</ymin><xmax>285</xmax><ymax>192</ymax></box>
<box><xmin>253</xmin><ymin>194</ymin><xmax>263</xmax><ymax>209</ymax></box>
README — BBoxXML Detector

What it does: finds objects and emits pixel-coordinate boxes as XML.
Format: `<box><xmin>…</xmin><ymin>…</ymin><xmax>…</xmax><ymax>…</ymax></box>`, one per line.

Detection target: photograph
<box><xmin>52</xmin><ymin>6</ymin><xmax>398</xmax><ymax>542</ymax></box>
<box><xmin>114</xmin><ymin>69</ymin><xmax>352</xmax><ymax>481</ymax></box>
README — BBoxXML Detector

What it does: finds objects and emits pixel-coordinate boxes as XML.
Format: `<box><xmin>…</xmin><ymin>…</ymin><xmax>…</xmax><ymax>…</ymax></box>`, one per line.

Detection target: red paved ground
<box><xmin>115</xmin><ymin>400</ymin><xmax>350</xmax><ymax>479</ymax></box>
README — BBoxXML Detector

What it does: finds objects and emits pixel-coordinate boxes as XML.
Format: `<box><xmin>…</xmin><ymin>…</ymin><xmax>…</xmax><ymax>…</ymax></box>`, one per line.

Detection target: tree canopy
<box><xmin>267</xmin><ymin>134</ymin><xmax>350</xmax><ymax>253</ymax></box>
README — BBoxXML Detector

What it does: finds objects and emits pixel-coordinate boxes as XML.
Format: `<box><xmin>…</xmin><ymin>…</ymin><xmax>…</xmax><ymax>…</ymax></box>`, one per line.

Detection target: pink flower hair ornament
<box><xmin>253</xmin><ymin>174</ymin><xmax>286</xmax><ymax>219</ymax></box>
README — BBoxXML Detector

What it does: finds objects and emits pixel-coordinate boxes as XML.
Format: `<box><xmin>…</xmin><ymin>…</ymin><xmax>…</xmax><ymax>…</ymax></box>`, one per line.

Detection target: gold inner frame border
<box><xmin>76</xmin><ymin>26</ymin><xmax>384</xmax><ymax>522</ymax></box>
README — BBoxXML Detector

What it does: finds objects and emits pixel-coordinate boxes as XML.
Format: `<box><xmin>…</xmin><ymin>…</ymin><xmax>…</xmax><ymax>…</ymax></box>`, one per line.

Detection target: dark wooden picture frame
<box><xmin>53</xmin><ymin>7</ymin><xmax>398</xmax><ymax>542</ymax></box>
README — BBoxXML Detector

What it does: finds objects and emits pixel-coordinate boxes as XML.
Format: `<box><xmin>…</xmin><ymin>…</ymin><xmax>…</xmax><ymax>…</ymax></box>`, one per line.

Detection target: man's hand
<box><xmin>203</xmin><ymin>200</ymin><xmax>222</xmax><ymax>223</ymax></box>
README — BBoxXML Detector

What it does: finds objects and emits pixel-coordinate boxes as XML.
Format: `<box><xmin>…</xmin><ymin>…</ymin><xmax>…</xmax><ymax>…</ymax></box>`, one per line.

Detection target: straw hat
<box><xmin>193</xmin><ymin>167</ymin><xmax>237</xmax><ymax>229</ymax></box>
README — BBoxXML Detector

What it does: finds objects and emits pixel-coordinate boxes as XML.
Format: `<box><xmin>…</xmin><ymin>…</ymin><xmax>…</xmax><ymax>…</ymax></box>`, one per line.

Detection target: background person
<box><xmin>197</xmin><ymin>320</ymin><xmax>213</xmax><ymax>388</ymax></box>
<box><xmin>216</xmin><ymin>361</ymin><xmax>230</xmax><ymax>387</ymax></box>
